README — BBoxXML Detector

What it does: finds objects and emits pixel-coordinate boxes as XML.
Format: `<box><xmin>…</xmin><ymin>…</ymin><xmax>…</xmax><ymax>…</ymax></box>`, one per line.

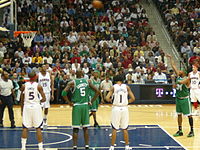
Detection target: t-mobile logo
<box><xmin>156</xmin><ymin>88</ymin><xmax>164</xmax><ymax>97</ymax></box>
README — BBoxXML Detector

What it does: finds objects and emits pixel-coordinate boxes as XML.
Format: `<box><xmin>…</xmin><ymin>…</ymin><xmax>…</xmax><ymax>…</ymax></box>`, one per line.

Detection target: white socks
<box><xmin>21</xmin><ymin>138</ymin><xmax>27</xmax><ymax>149</ymax></box>
<box><xmin>38</xmin><ymin>142</ymin><xmax>43</xmax><ymax>150</ymax></box>
<box><xmin>44</xmin><ymin>115</ymin><xmax>47</xmax><ymax>120</ymax></box>
<box><xmin>21</xmin><ymin>138</ymin><xmax>43</xmax><ymax>150</ymax></box>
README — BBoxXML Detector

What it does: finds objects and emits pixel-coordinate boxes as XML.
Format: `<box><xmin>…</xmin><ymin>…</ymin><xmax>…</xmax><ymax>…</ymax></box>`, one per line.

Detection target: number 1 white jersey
<box><xmin>113</xmin><ymin>84</ymin><xmax>128</xmax><ymax>106</ymax></box>
<box><xmin>189</xmin><ymin>71</ymin><xmax>200</xmax><ymax>89</ymax></box>
<box><xmin>24</xmin><ymin>82</ymin><xmax>40</xmax><ymax>105</ymax></box>
<box><xmin>38</xmin><ymin>72</ymin><xmax>51</xmax><ymax>93</ymax></box>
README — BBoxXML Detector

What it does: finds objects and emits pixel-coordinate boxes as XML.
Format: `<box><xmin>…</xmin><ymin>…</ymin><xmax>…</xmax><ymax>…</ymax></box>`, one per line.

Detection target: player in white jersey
<box><xmin>189</xmin><ymin>64</ymin><xmax>200</xmax><ymax>115</ymax></box>
<box><xmin>38</xmin><ymin>64</ymin><xmax>54</xmax><ymax>126</ymax></box>
<box><xmin>20</xmin><ymin>71</ymin><xmax>46</xmax><ymax>150</ymax></box>
<box><xmin>106</xmin><ymin>75</ymin><xmax>135</xmax><ymax>150</ymax></box>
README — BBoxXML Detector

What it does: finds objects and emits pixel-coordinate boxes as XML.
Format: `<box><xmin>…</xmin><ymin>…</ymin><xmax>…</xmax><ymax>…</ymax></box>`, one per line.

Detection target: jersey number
<box><xmin>80</xmin><ymin>88</ymin><xmax>85</xmax><ymax>96</ymax></box>
<box><xmin>176</xmin><ymin>84</ymin><xmax>183</xmax><ymax>91</ymax></box>
<box><xmin>43</xmin><ymin>83</ymin><xmax>47</xmax><ymax>87</ymax></box>
<box><xmin>29</xmin><ymin>92</ymin><xmax>34</xmax><ymax>100</ymax></box>
<box><xmin>120</xmin><ymin>95</ymin><xmax>122</xmax><ymax>103</ymax></box>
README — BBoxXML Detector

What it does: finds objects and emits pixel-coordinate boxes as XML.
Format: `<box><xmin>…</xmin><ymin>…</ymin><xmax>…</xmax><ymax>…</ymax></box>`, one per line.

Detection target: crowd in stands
<box><xmin>0</xmin><ymin>0</ymin><xmax>176</xmax><ymax>103</ymax></box>
<box><xmin>154</xmin><ymin>0</ymin><xmax>200</xmax><ymax>68</ymax></box>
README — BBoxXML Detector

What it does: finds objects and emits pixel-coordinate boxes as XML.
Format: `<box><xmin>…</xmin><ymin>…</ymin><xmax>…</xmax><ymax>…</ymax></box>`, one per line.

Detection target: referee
<box><xmin>0</xmin><ymin>71</ymin><xmax>16</xmax><ymax>128</ymax></box>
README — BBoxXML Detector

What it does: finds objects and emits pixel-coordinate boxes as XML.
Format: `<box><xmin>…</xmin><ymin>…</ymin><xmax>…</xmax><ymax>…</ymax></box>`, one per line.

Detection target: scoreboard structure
<box><xmin>129</xmin><ymin>84</ymin><xmax>176</xmax><ymax>104</ymax></box>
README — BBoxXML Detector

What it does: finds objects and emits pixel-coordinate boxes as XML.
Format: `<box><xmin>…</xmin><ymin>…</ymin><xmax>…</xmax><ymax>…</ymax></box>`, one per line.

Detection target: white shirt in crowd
<box><xmin>0</xmin><ymin>79</ymin><xmax>14</xmax><ymax>96</ymax></box>
<box><xmin>153</xmin><ymin>72</ymin><xmax>168</xmax><ymax>84</ymax></box>
<box><xmin>100</xmin><ymin>79</ymin><xmax>113</xmax><ymax>92</ymax></box>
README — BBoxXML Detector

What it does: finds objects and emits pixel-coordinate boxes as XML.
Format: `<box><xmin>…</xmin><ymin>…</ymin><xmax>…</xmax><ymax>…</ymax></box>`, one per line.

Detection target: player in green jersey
<box><xmin>167</xmin><ymin>54</ymin><xmax>194</xmax><ymax>137</ymax></box>
<box><xmin>62</xmin><ymin>70</ymin><xmax>99</xmax><ymax>150</ymax></box>
<box><xmin>89</xmin><ymin>70</ymin><xmax>101</xmax><ymax>127</ymax></box>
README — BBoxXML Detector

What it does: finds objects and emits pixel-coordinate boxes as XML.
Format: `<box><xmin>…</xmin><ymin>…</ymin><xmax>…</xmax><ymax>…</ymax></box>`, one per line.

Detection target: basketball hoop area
<box><xmin>14</xmin><ymin>31</ymin><xmax>37</xmax><ymax>48</ymax></box>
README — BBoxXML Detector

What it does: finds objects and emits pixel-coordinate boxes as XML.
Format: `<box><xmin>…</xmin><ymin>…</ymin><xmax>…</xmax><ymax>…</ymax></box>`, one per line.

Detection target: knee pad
<box><xmin>73</xmin><ymin>128</ymin><xmax>79</xmax><ymax>133</ymax></box>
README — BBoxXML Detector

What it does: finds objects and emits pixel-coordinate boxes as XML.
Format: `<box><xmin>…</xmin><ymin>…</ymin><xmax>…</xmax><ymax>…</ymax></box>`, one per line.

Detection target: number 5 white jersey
<box><xmin>113</xmin><ymin>84</ymin><xmax>128</xmax><ymax>106</ymax></box>
<box><xmin>24</xmin><ymin>82</ymin><xmax>40</xmax><ymax>105</ymax></box>
<box><xmin>38</xmin><ymin>72</ymin><xmax>51</xmax><ymax>93</ymax></box>
<box><xmin>189</xmin><ymin>71</ymin><xmax>200</xmax><ymax>89</ymax></box>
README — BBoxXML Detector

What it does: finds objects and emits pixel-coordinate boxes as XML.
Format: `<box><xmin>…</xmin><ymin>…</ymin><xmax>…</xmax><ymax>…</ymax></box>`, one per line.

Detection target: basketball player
<box><xmin>20</xmin><ymin>71</ymin><xmax>46</xmax><ymax>150</ymax></box>
<box><xmin>167</xmin><ymin>54</ymin><xmax>194</xmax><ymax>137</ymax></box>
<box><xmin>38</xmin><ymin>64</ymin><xmax>54</xmax><ymax>126</ymax></box>
<box><xmin>62</xmin><ymin>70</ymin><xmax>99</xmax><ymax>150</ymax></box>
<box><xmin>106</xmin><ymin>74</ymin><xmax>135</xmax><ymax>150</ymax></box>
<box><xmin>89</xmin><ymin>70</ymin><xmax>101</xmax><ymax>127</ymax></box>
<box><xmin>188</xmin><ymin>64</ymin><xmax>200</xmax><ymax>115</ymax></box>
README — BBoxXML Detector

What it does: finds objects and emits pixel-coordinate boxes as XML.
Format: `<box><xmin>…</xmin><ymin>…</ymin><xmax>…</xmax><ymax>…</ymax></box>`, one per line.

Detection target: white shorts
<box><xmin>23</xmin><ymin>104</ymin><xmax>43</xmax><ymax>128</ymax></box>
<box><xmin>190</xmin><ymin>89</ymin><xmax>200</xmax><ymax>102</ymax></box>
<box><xmin>41</xmin><ymin>93</ymin><xmax>51</xmax><ymax>108</ymax></box>
<box><xmin>111</xmin><ymin>106</ymin><xmax>129</xmax><ymax>130</ymax></box>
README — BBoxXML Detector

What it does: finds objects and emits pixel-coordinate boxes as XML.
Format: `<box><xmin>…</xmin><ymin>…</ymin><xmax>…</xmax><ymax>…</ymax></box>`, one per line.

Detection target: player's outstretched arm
<box><xmin>63</xmin><ymin>81</ymin><xmax>74</xmax><ymax>106</ymax></box>
<box><xmin>127</xmin><ymin>85</ymin><xmax>135</xmax><ymax>103</ymax></box>
<box><xmin>38</xmin><ymin>85</ymin><xmax>46</xmax><ymax>102</ymax></box>
<box><xmin>166</xmin><ymin>54</ymin><xmax>179</xmax><ymax>75</ymax></box>
<box><xmin>106</xmin><ymin>87</ymin><xmax>114</xmax><ymax>103</ymax></box>
<box><xmin>20</xmin><ymin>85</ymin><xmax>25</xmax><ymax>116</ymax></box>
<box><xmin>88</xmin><ymin>79</ymin><xmax>100</xmax><ymax>104</ymax></box>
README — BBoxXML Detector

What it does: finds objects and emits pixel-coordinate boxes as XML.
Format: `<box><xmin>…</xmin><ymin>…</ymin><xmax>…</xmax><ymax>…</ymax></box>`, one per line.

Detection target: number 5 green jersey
<box><xmin>176</xmin><ymin>77</ymin><xmax>189</xmax><ymax>98</ymax></box>
<box><xmin>71</xmin><ymin>78</ymin><xmax>89</xmax><ymax>104</ymax></box>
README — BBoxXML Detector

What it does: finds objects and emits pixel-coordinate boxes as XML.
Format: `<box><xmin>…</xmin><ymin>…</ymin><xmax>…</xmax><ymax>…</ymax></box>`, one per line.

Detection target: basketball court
<box><xmin>0</xmin><ymin>125</ymin><xmax>185</xmax><ymax>150</ymax></box>
<box><xmin>1</xmin><ymin>104</ymin><xmax>200</xmax><ymax>150</ymax></box>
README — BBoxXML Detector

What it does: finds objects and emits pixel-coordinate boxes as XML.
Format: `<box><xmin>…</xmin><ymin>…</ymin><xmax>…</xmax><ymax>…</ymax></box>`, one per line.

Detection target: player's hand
<box><xmin>51</xmin><ymin>95</ymin><xmax>54</xmax><ymax>101</ymax></box>
<box><xmin>0</xmin><ymin>100</ymin><xmax>2</xmax><ymax>105</ymax></box>
<box><xmin>69</xmin><ymin>102</ymin><xmax>74</xmax><ymax>107</ymax></box>
<box><xmin>88</xmin><ymin>102</ymin><xmax>92</xmax><ymax>106</ymax></box>
<box><xmin>41</xmin><ymin>99</ymin><xmax>45</xmax><ymax>102</ymax></box>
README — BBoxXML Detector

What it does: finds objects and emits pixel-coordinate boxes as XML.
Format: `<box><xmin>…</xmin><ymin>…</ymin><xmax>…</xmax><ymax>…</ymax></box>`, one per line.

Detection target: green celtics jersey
<box><xmin>176</xmin><ymin>77</ymin><xmax>189</xmax><ymax>98</ymax></box>
<box><xmin>71</xmin><ymin>78</ymin><xmax>90</xmax><ymax>104</ymax></box>
<box><xmin>89</xmin><ymin>79</ymin><xmax>100</xmax><ymax>100</ymax></box>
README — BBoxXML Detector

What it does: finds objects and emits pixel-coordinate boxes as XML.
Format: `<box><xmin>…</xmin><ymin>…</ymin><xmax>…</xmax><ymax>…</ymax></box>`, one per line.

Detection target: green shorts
<box><xmin>176</xmin><ymin>97</ymin><xmax>192</xmax><ymax>116</ymax></box>
<box><xmin>90</xmin><ymin>98</ymin><xmax>99</xmax><ymax>112</ymax></box>
<box><xmin>72</xmin><ymin>104</ymin><xmax>90</xmax><ymax>128</ymax></box>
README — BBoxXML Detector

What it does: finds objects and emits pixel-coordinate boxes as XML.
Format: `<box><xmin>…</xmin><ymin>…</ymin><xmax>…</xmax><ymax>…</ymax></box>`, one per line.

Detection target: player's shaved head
<box><xmin>28</xmin><ymin>71</ymin><xmax>37</xmax><ymax>81</ymax></box>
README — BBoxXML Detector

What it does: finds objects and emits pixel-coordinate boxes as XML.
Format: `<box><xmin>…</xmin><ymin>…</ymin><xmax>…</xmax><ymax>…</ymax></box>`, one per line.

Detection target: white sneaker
<box><xmin>125</xmin><ymin>145</ymin><xmax>132</xmax><ymax>150</ymax></box>
<box><xmin>192</xmin><ymin>109</ymin><xmax>199</xmax><ymax>116</ymax></box>
<box><xmin>109</xmin><ymin>146</ymin><xmax>114</xmax><ymax>150</ymax></box>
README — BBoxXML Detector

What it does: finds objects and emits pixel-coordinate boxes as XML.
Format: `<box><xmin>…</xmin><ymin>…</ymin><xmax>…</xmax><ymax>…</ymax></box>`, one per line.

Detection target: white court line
<box><xmin>1</xmin><ymin>146</ymin><xmax>184</xmax><ymax>149</ymax></box>
<box><xmin>158</xmin><ymin>124</ymin><xmax>187</xmax><ymax>150</ymax></box>
<box><xmin>27</xmin><ymin>131</ymin><xmax>72</xmax><ymax>146</ymax></box>
<box><xmin>139</xmin><ymin>144</ymin><xmax>152</xmax><ymax>147</ymax></box>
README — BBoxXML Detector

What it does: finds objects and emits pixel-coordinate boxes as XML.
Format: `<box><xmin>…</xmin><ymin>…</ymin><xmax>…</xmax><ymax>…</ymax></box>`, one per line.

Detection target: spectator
<box><xmin>153</xmin><ymin>68</ymin><xmax>168</xmax><ymax>84</ymax></box>
<box><xmin>15</xmin><ymin>47</ymin><xmax>24</xmax><ymax>59</ymax></box>
<box><xmin>100</xmin><ymin>76</ymin><xmax>113</xmax><ymax>102</ymax></box>
<box><xmin>0</xmin><ymin>42</ymin><xmax>7</xmax><ymax>56</ymax></box>
<box><xmin>22</xmin><ymin>53</ymin><xmax>32</xmax><ymax>65</ymax></box>
<box><xmin>0</xmin><ymin>71</ymin><xmax>16</xmax><ymax>128</ymax></box>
